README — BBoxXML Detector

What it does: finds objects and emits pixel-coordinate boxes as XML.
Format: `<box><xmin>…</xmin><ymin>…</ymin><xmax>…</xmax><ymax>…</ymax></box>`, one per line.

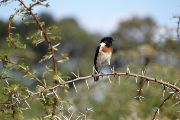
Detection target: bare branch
<box><xmin>2</xmin><ymin>72</ymin><xmax>180</xmax><ymax>107</ymax></box>
<box><xmin>152</xmin><ymin>93</ymin><xmax>174</xmax><ymax>120</ymax></box>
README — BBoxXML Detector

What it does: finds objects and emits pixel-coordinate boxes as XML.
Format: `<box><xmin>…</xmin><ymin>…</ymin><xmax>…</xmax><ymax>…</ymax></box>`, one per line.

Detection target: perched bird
<box><xmin>94</xmin><ymin>37</ymin><xmax>113</xmax><ymax>81</ymax></box>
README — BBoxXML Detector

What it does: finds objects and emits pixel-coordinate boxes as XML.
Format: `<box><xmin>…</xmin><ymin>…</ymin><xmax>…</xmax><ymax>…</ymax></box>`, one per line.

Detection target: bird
<box><xmin>94</xmin><ymin>37</ymin><xmax>113</xmax><ymax>81</ymax></box>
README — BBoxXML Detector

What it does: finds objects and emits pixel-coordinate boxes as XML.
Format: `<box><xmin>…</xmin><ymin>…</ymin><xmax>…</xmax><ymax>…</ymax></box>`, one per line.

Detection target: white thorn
<box><xmin>11</xmin><ymin>26</ymin><xmax>16</xmax><ymax>29</ymax></box>
<box><xmin>25</xmin><ymin>100</ymin><xmax>31</xmax><ymax>109</ymax></box>
<box><xmin>141</xmin><ymin>70</ymin><xmax>144</xmax><ymax>76</ymax></box>
<box><xmin>57</xmin><ymin>60</ymin><xmax>64</xmax><ymax>63</ymax></box>
<box><xmin>157</xmin><ymin>108</ymin><xmax>160</xmax><ymax>115</ymax></box>
<box><xmin>111</xmin><ymin>65</ymin><xmax>115</xmax><ymax>73</ymax></box>
<box><xmin>61</xmin><ymin>114</ymin><xmax>68</xmax><ymax>120</ymax></box>
<box><xmin>53</xmin><ymin>115</ymin><xmax>62</xmax><ymax>120</ymax></box>
<box><xmin>118</xmin><ymin>76</ymin><xmax>121</xmax><ymax>85</ymax></box>
<box><xmin>85</xmin><ymin>80</ymin><xmax>89</xmax><ymax>90</ymax></box>
<box><xmin>26</xmin><ymin>89</ymin><xmax>33</xmax><ymax>96</ymax></box>
<box><xmin>67</xmin><ymin>106</ymin><xmax>72</xmax><ymax>112</ymax></box>
<box><xmin>173</xmin><ymin>101</ymin><xmax>180</xmax><ymax>106</ymax></box>
<box><xmin>73</xmin><ymin>82</ymin><xmax>78</xmax><ymax>93</ymax></box>
<box><xmin>108</xmin><ymin>76</ymin><xmax>111</xmax><ymax>83</ymax></box>
<box><xmin>41</xmin><ymin>93</ymin><xmax>46</xmax><ymax>103</ymax></box>
<box><xmin>163</xmin><ymin>90</ymin><xmax>165</xmax><ymax>98</ymax></box>
<box><xmin>44</xmin><ymin>115</ymin><xmax>51</xmax><ymax>119</ymax></box>
<box><xmin>76</xmin><ymin>115</ymin><xmax>81</xmax><ymax>120</ymax></box>
<box><xmin>40</xmin><ymin>31</ymin><xmax>43</xmax><ymax>37</ymax></box>
<box><xmin>47</xmin><ymin>92</ymin><xmax>54</xmax><ymax>96</ymax></box>
<box><xmin>48</xmin><ymin>54</ymin><xmax>53</xmax><ymax>59</ymax></box>
<box><xmin>53</xmin><ymin>89</ymin><xmax>59</xmax><ymax>100</ymax></box>
<box><xmin>135</xmin><ymin>76</ymin><xmax>138</xmax><ymax>83</ymax></box>
<box><xmin>71</xmin><ymin>72</ymin><xmax>78</xmax><ymax>77</ymax></box>
<box><xmin>87</xmin><ymin>107</ymin><xmax>94</xmax><ymax>112</ymax></box>
<box><xmin>147</xmin><ymin>81</ymin><xmax>149</xmax><ymax>87</ymax></box>
<box><xmin>5</xmin><ymin>80</ymin><xmax>9</xmax><ymax>86</ymax></box>
<box><xmin>53</xmin><ymin>43</ymin><xmax>61</xmax><ymax>48</ymax></box>
<box><xmin>126</xmin><ymin>66</ymin><xmax>130</xmax><ymax>74</ymax></box>
<box><xmin>68</xmin><ymin>112</ymin><xmax>74</xmax><ymax>120</ymax></box>
<box><xmin>16</xmin><ymin>98</ymin><xmax>21</xmax><ymax>104</ymax></box>
<box><xmin>77</xmin><ymin>68</ymin><xmax>79</xmax><ymax>77</ymax></box>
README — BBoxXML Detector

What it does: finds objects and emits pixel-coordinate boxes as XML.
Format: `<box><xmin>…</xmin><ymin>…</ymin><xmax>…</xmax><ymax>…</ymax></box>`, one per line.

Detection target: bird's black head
<box><xmin>100</xmin><ymin>37</ymin><xmax>113</xmax><ymax>47</ymax></box>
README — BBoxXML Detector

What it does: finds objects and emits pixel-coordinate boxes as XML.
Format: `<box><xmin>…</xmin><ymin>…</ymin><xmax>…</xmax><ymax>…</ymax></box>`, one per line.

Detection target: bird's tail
<box><xmin>94</xmin><ymin>66</ymin><xmax>99</xmax><ymax>81</ymax></box>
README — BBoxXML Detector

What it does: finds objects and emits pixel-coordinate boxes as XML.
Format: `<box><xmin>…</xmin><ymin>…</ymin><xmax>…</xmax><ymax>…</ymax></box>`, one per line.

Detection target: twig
<box><xmin>137</xmin><ymin>57</ymin><xmax>150</xmax><ymax>101</ymax></box>
<box><xmin>7</xmin><ymin>8</ymin><xmax>22</xmax><ymax>48</ymax></box>
<box><xmin>3</xmin><ymin>59</ymin><xmax>45</xmax><ymax>87</ymax></box>
<box><xmin>17</xmin><ymin>0</ymin><xmax>59</xmax><ymax>116</ymax></box>
<box><xmin>152</xmin><ymin>93</ymin><xmax>174</xmax><ymax>120</ymax></box>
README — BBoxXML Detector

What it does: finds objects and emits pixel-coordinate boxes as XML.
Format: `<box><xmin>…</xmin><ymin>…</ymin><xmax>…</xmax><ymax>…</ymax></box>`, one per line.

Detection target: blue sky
<box><xmin>0</xmin><ymin>0</ymin><xmax>180</xmax><ymax>35</ymax></box>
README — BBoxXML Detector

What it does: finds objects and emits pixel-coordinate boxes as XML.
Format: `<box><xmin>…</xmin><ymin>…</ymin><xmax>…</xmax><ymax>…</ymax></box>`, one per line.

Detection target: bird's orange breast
<box><xmin>101</xmin><ymin>46</ymin><xmax>113</xmax><ymax>53</ymax></box>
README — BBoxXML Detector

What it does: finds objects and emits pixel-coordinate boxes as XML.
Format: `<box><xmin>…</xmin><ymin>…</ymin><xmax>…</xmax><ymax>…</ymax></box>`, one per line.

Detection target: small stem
<box><xmin>152</xmin><ymin>93</ymin><xmax>174</xmax><ymax>120</ymax></box>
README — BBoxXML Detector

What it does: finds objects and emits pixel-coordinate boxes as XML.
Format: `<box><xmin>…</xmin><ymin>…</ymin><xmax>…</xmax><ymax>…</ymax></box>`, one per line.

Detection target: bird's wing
<box><xmin>94</xmin><ymin>45</ymin><xmax>100</xmax><ymax>73</ymax></box>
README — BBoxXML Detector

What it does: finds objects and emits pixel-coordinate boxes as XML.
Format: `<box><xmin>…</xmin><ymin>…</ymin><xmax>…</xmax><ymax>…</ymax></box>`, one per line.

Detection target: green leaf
<box><xmin>39</xmin><ymin>52</ymin><xmax>52</xmax><ymax>63</ymax></box>
<box><xmin>47</xmin><ymin>25</ymin><xmax>61</xmax><ymax>41</ymax></box>
<box><xmin>27</xmin><ymin>31</ymin><xmax>43</xmax><ymax>46</ymax></box>
<box><xmin>7</xmin><ymin>33</ymin><xmax>26</xmax><ymax>49</ymax></box>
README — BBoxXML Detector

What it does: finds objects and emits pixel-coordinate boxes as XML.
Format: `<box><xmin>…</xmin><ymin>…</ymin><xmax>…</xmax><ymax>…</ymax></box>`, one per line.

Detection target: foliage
<box><xmin>0</xmin><ymin>0</ymin><xmax>180</xmax><ymax>120</ymax></box>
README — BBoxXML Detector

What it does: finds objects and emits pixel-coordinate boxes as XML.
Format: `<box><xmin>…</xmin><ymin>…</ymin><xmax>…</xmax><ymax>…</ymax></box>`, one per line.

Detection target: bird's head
<box><xmin>100</xmin><ymin>37</ymin><xmax>114</xmax><ymax>47</ymax></box>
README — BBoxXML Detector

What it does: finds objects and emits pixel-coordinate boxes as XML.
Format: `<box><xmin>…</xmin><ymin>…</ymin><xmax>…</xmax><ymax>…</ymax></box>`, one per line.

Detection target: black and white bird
<box><xmin>94</xmin><ymin>37</ymin><xmax>113</xmax><ymax>81</ymax></box>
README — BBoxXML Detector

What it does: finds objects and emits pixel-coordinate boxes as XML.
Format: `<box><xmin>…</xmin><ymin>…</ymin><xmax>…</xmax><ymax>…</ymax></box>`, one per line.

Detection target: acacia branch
<box><xmin>17</xmin><ymin>0</ymin><xmax>58</xmax><ymax>74</ymax></box>
<box><xmin>2</xmin><ymin>72</ymin><xmax>180</xmax><ymax>107</ymax></box>
<box><xmin>9</xmin><ymin>1</ymin><xmax>59</xmax><ymax>115</ymax></box>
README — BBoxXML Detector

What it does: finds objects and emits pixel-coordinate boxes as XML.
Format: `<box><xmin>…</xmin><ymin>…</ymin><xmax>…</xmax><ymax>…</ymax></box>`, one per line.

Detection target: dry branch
<box><xmin>2</xmin><ymin>72</ymin><xmax>180</xmax><ymax>107</ymax></box>
<box><xmin>152</xmin><ymin>93</ymin><xmax>174</xmax><ymax>120</ymax></box>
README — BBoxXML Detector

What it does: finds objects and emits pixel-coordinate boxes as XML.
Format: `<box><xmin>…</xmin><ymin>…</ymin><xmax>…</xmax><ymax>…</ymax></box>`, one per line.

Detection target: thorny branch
<box><xmin>8</xmin><ymin>0</ymin><xmax>59</xmax><ymax>116</ymax></box>
<box><xmin>17</xmin><ymin>0</ymin><xmax>58</xmax><ymax>74</ymax></box>
<box><xmin>152</xmin><ymin>93</ymin><xmax>174</xmax><ymax>120</ymax></box>
<box><xmin>2</xmin><ymin>72</ymin><xmax>180</xmax><ymax>107</ymax></box>
<box><xmin>7</xmin><ymin>0</ymin><xmax>57</xmax><ymax>74</ymax></box>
